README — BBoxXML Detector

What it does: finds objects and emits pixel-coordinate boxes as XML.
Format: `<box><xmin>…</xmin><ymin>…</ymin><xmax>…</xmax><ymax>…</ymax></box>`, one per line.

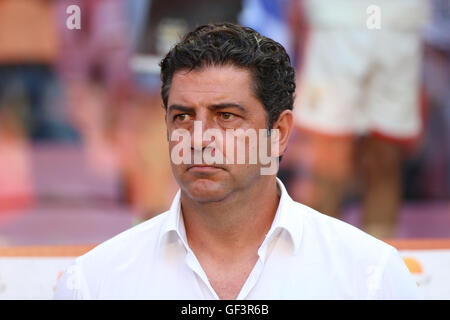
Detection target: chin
<box><xmin>182</xmin><ymin>178</ymin><xmax>230</xmax><ymax>203</ymax></box>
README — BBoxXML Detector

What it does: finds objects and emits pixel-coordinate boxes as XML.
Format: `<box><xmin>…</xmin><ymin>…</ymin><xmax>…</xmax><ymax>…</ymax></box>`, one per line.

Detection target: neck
<box><xmin>181</xmin><ymin>176</ymin><xmax>280</xmax><ymax>259</ymax></box>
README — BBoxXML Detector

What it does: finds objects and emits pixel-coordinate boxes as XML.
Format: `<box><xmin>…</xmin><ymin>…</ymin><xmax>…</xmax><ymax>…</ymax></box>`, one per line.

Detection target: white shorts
<box><xmin>294</xmin><ymin>30</ymin><xmax>423</xmax><ymax>140</ymax></box>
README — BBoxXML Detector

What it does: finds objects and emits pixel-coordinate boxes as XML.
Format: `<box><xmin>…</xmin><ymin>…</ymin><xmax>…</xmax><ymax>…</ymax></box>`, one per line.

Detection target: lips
<box><xmin>187</xmin><ymin>164</ymin><xmax>225</xmax><ymax>172</ymax></box>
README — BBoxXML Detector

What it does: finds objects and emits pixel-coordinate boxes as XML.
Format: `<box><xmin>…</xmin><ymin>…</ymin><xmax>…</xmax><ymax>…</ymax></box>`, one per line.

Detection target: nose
<box><xmin>190</xmin><ymin>115</ymin><xmax>215</xmax><ymax>151</ymax></box>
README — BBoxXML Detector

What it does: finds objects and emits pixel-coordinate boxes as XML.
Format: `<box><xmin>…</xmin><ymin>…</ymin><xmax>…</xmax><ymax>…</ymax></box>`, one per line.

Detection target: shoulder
<box><xmin>296</xmin><ymin>201</ymin><xmax>391</xmax><ymax>246</ymax></box>
<box><xmin>290</xmin><ymin>200</ymin><xmax>396</xmax><ymax>268</ymax></box>
<box><xmin>76</xmin><ymin>211</ymin><xmax>170</xmax><ymax>269</ymax></box>
<box><xmin>54</xmin><ymin>211</ymin><xmax>173</xmax><ymax>299</ymax></box>
<box><xmin>287</xmin><ymin>201</ymin><xmax>420</xmax><ymax>298</ymax></box>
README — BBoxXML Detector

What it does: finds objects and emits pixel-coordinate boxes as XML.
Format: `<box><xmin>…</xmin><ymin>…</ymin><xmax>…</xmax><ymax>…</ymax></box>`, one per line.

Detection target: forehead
<box><xmin>168</xmin><ymin>64</ymin><xmax>258</xmax><ymax>106</ymax></box>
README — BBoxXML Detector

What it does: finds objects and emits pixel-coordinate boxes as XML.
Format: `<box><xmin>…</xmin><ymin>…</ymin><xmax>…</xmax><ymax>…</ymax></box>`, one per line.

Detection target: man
<box><xmin>54</xmin><ymin>23</ymin><xmax>419</xmax><ymax>299</ymax></box>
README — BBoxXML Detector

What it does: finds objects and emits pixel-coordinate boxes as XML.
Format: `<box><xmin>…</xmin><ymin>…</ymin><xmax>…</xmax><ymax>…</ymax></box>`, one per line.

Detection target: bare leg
<box><xmin>359</xmin><ymin>136</ymin><xmax>402</xmax><ymax>239</ymax></box>
<box><xmin>288</xmin><ymin>129</ymin><xmax>354</xmax><ymax>218</ymax></box>
<box><xmin>312</xmin><ymin>175</ymin><xmax>346</xmax><ymax>218</ymax></box>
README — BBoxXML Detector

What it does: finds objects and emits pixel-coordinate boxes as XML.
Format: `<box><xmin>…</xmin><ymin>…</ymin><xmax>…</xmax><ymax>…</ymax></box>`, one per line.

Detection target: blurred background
<box><xmin>0</xmin><ymin>0</ymin><xmax>448</xmax><ymax>248</ymax></box>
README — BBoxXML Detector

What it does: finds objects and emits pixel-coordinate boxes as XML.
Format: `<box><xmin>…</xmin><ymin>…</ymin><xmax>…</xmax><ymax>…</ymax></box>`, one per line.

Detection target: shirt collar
<box><xmin>266</xmin><ymin>177</ymin><xmax>303</xmax><ymax>255</ymax></box>
<box><xmin>160</xmin><ymin>189</ymin><xmax>190</xmax><ymax>251</ymax></box>
<box><xmin>160</xmin><ymin>177</ymin><xmax>303</xmax><ymax>255</ymax></box>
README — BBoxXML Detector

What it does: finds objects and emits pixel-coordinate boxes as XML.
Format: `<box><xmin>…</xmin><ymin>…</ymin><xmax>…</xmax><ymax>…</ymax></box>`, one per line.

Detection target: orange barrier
<box><xmin>0</xmin><ymin>239</ymin><xmax>449</xmax><ymax>257</ymax></box>
<box><xmin>0</xmin><ymin>245</ymin><xmax>96</xmax><ymax>257</ymax></box>
<box><xmin>385</xmin><ymin>238</ymin><xmax>450</xmax><ymax>250</ymax></box>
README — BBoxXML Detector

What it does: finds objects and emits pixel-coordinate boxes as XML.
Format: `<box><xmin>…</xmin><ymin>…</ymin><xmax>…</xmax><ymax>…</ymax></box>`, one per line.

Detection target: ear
<box><xmin>271</xmin><ymin>110</ymin><xmax>294</xmax><ymax>157</ymax></box>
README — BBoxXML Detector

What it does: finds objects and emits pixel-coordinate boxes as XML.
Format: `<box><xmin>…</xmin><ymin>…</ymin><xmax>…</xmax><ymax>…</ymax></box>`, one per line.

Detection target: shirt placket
<box><xmin>235</xmin><ymin>230</ymin><xmax>279</xmax><ymax>300</ymax></box>
<box><xmin>184</xmin><ymin>250</ymin><xmax>220</xmax><ymax>300</ymax></box>
<box><xmin>235</xmin><ymin>257</ymin><xmax>265</xmax><ymax>300</ymax></box>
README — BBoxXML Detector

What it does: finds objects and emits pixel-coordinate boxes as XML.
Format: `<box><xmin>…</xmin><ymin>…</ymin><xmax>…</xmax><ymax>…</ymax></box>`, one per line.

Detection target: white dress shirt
<box><xmin>54</xmin><ymin>179</ymin><xmax>420</xmax><ymax>299</ymax></box>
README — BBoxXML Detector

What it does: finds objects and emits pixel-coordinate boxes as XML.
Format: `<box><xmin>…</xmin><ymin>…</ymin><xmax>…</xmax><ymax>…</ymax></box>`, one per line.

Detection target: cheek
<box><xmin>167</xmin><ymin>125</ymin><xmax>193</xmax><ymax>159</ymax></box>
<box><xmin>222</xmin><ymin>131</ymin><xmax>261</xmax><ymax>165</ymax></box>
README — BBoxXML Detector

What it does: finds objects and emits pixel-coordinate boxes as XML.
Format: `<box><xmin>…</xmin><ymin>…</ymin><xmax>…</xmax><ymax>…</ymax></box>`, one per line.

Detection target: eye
<box><xmin>220</xmin><ymin>112</ymin><xmax>235</xmax><ymax>120</ymax></box>
<box><xmin>174</xmin><ymin>114</ymin><xmax>192</xmax><ymax>122</ymax></box>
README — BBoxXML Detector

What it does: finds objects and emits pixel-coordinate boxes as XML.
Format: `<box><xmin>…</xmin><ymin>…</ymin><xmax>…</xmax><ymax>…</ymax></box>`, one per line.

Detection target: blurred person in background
<box><xmin>56</xmin><ymin>0</ymin><xmax>132</xmax><ymax>171</ymax></box>
<box><xmin>57</xmin><ymin>0</ymin><xmax>176</xmax><ymax>224</ymax></box>
<box><xmin>56</xmin><ymin>0</ymin><xmax>140</xmax><ymax>215</ymax></box>
<box><xmin>285</xmin><ymin>0</ymin><xmax>430</xmax><ymax>239</ymax></box>
<box><xmin>0</xmin><ymin>0</ymin><xmax>61</xmax><ymax>213</ymax></box>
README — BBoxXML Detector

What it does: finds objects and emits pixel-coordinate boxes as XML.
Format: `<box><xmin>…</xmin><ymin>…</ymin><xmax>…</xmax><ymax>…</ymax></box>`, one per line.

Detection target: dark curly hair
<box><xmin>159</xmin><ymin>22</ymin><xmax>296</xmax><ymax>129</ymax></box>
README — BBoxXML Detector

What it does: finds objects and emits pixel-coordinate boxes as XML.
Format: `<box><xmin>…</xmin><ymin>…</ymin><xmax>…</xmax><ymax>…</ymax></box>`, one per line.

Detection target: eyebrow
<box><xmin>167</xmin><ymin>103</ymin><xmax>247</xmax><ymax>115</ymax></box>
<box><xmin>167</xmin><ymin>104</ymin><xmax>193</xmax><ymax>114</ymax></box>
<box><xmin>209</xmin><ymin>103</ymin><xmax>247</xmax><ymax>114</ymax></box>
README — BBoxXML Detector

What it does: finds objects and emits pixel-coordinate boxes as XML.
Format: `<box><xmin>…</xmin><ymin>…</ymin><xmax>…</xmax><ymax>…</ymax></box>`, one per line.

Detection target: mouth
<box><xmin>187</xmin><ymin>164</ymin><xmax>225</xmax><ymax>173</ymax></box>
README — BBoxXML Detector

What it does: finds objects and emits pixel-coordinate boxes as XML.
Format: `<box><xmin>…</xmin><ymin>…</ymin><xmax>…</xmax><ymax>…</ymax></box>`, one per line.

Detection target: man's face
<box><xmin>166</xmin><ymin>64</ymin><xmax>272</xmax><ymax>203</ymax></box>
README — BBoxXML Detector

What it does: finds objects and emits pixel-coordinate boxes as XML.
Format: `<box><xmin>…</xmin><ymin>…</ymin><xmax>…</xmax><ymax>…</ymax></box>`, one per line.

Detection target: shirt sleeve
<box><xmin>53</xmin><ymin>261</ymin><xmax>90</xmax><ymax>300</ymax></box>
<box><xmin>378</xmin><ymin>247</ymin><xmax>422</xmax><ymax>300</ymax></box>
